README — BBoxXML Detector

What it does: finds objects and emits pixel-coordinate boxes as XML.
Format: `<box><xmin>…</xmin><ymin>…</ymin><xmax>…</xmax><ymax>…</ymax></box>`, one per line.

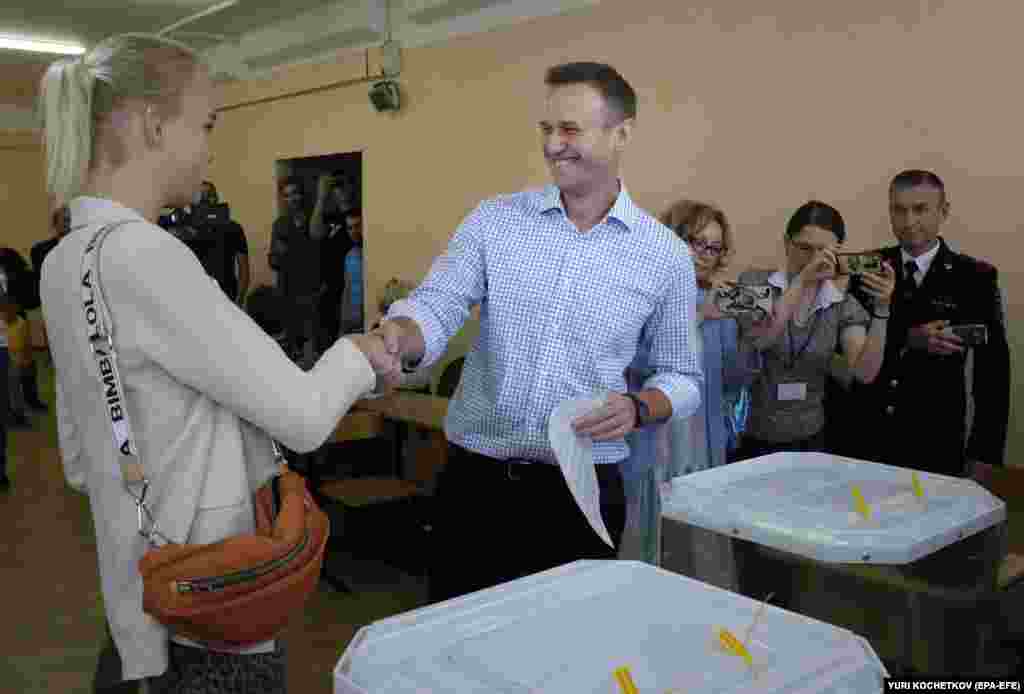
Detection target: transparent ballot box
<box><xmin>660</xmin><ymin>452</ymin><xmax>1008</xmax><ymax>676</ymax></box>
<box><xmin>334</xmin><ymin>560</ymin><xmax>886</xmax><ymax>693</ymax></box>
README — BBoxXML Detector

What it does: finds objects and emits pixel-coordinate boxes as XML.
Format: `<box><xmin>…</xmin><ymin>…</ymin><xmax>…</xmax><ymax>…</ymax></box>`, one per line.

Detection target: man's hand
<box><xmin>370</xmin><ymin>319</ymin><xmax>405</xmax><ymax>360</ymax></box>
<box><xmin>860</xmin><ymin>261</ymin><xmax>896</xmax><ymax>309</ymax></box>
<box><xmin>316</xmin><ymin>174</ymin><xmax>336</xmax><ymax>202</ymax></box>
<box><xmin>571</xmin><ymin>393</ymin><xmax>637</xmax><ymax>442</ymax></box>
<box><xmin>907</xmin><ymin>320</ymin><xmax>964</xmax><ymax>355</ymax></box>
<box><xmin>348</xmin><ymin>333</ymin><xmax>401</xmax><ymax>393</ymax></box>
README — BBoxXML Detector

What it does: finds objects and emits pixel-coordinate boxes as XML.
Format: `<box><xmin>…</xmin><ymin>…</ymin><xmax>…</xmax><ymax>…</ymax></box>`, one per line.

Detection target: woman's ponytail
<box><xmin>40</xmin><ymin>57</ymin><xmax>96</xmax><ymax>206</ymax></box>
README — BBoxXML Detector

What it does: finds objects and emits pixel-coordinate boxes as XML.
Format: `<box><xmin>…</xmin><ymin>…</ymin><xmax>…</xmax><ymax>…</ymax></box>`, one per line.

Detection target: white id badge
<box><xmin>778</xmin><ymin>382</ymin><xmax>807</xmax><ymax>401</ymax></box>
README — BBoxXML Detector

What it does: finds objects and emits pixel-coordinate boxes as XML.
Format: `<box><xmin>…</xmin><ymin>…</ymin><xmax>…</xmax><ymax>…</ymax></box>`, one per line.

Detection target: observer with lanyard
<box><xmin>733</xmin><ymin>201</ymin><xmax>895</xmax><ymax>460</ymax></box>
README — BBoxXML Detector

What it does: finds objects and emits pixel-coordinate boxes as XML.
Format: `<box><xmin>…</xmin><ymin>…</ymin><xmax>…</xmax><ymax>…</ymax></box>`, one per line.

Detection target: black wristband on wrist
<box><xmin>623</xmin><ymin>392</ymin><xmax>648</xmax><ymax>429</ymax></box>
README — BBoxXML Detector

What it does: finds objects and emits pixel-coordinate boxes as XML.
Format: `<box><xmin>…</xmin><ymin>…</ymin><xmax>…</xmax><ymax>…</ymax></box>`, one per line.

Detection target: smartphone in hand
<box><xmin>943</xmin><ymin>323</ymin><xmax>988</xmax><ymax>346</ymax></box>
<box><xmin>835</xmin><ymin>252</ymin><xmax>884</xmax><ymax>276</ymax></box>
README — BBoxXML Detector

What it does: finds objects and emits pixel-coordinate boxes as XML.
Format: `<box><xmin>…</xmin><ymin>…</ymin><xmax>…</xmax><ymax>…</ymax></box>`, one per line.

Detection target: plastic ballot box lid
<box><xmin>334</xmin><ymin>560</ymin><xmax>887</xmax><ymax>694</ymax></box>
<box><xmin>661</xmin><ymin>452</ymin><xmax>1006</xmax><ymax>564</ymax></box>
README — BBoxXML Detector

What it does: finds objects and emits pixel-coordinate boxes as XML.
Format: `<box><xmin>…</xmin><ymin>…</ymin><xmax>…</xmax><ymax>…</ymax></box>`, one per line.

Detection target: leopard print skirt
<box><xmin>144</xmin><ymin>642</ymin><xmax>287</xmax><ymax>694</ymax></box>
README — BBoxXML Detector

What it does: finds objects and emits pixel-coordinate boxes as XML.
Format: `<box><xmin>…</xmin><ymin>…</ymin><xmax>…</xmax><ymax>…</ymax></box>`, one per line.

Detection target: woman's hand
<box><xmin>347</xmin><ymin>333</ymin><xmax>401</xmax><ymax>393</ymax></box>
<box><xmin>797</xmin><ymin>248</ymin><xmax>837</xmax><ymax>286</ymax></box>
<box><xmin>859</xmin><ymin>261</ymin><xmax>896</xmax><ymax>309</ymax></box>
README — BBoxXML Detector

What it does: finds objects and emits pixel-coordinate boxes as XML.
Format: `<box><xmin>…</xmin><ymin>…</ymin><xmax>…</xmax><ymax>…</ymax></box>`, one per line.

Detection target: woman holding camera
<box><xmin>734</xmin><ymin>201</ymin><xmax>894</xmax><ymax>460</ymax></box>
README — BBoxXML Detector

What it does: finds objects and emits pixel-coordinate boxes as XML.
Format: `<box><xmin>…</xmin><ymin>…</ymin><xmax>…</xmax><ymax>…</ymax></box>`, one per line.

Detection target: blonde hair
<box><xmin>39</xmin><ymin>34</ymin><xmax>199</xmax><ymax>205</ymax></box>
<box><xmin>659</xmin><ymin>199</ymin><xmax>736</xmax><ymax>270</ymax></box>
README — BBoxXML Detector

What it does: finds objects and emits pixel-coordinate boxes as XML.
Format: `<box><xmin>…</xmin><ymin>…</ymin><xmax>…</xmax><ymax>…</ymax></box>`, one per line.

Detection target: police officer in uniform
<box><xmin>852</xmin><ymin>170</ymin><xmax>1009</xmax><ymax>477</ymax></box>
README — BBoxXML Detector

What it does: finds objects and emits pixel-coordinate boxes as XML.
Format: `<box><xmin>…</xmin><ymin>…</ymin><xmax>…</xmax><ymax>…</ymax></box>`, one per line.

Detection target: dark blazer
<box><xmin>852</xmin><ymin>238</ymin><xmax>1010</xmax><ymax>475</ymax></box>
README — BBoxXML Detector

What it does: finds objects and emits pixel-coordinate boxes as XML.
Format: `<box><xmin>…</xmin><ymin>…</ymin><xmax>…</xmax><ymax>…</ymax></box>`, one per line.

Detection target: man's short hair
<box><xmin>544</xmin><ymin>62</ymin><xmax>637</xmax><ymax>124</ymax></box>
<box><xmin>890</xmin><ymin>169</ymin><xmax>946</xmax><ymax>203</ymax></box>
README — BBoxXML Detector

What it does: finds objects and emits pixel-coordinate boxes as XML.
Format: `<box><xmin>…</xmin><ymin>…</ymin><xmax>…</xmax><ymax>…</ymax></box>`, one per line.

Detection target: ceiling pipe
<box><xmin>169</xmin><ymin>31</ymin><xmax>232</xmax><ymax>42</ymax></box>
<box><xmin>157</xmin><ymin>0</ymin><xmax>240</xmax><ymax>37</ymax></box>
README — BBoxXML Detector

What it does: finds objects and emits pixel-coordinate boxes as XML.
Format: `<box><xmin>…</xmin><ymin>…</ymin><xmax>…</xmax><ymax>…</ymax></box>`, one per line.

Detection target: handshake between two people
<box><xmin>347</xmin><ymin>319</ymin><xmax>412</xmax><ymax>395</ymax></box>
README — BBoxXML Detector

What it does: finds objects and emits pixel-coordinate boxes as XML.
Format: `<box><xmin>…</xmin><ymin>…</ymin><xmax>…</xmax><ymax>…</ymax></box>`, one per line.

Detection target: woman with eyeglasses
<box><xmin>733</xmin><ymin>201</ymin><xmax>894</xmax><ymax>460</ymax></box>
<box><xmin>619</xmin><ymin>200</ymin><xmax>750</xmax><ymax>564</ymax></box>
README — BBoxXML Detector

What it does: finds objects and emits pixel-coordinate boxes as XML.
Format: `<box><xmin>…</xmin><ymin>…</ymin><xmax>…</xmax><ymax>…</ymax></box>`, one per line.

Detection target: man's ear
<box><xmin>143</xmin><ymin>104</ymin><xmax>165</xmax><ymax>148</ymax></box>
<box><xmin>940</xmin><ymin>197</ymin><xmax>951</xmax><ymax>221</ymax></box>
<box><xmin>614</xmin><ymin>117</ymin><xmax>635</xmax><ymax>152</ymax></box>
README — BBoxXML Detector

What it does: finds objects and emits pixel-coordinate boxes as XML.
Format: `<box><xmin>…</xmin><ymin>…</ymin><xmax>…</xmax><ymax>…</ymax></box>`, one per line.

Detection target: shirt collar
<box><xmin>540</xmin><ymin>181</ymin><xmax>639</xmax><ymax>232</ymax></box>
<box><xmin>901</xmin><ymin>238</ymin><xmax>942</xmax><ymax>278</ymax></box>
<box><xmin>768</xmin><ymin>270</ymin><xmax>845</xmax><ymax>315</ymax></box>
<box><xmin>68</xmin><ymin>196</ymin><xmax>150</xmax><ymax>231</ymax></box>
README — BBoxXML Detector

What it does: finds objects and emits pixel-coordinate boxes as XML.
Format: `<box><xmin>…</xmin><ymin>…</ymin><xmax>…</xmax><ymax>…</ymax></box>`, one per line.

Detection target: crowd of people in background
<box><xmin>269</xmin><ymin>172</ymin><xmax>364</xmax><ymax>363</ymax></box>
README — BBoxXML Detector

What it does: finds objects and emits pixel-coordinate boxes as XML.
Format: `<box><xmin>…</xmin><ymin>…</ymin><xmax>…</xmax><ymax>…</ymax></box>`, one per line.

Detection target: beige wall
<box><xmin>1</xmin><ymin>61</ymin><xmax>50</xmax><ymax>257</ymax></box>
<box><xmin>0</xmin><ymin>130</ymin><xmax>49</xmax><ymax>260</ymax></box>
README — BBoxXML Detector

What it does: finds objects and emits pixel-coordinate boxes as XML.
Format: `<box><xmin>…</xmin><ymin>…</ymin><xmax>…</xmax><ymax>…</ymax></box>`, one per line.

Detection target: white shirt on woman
<box><xmin>41</xmin><ymin>197</ymin><xmax>376</xmax><ymax>680</ymax></box>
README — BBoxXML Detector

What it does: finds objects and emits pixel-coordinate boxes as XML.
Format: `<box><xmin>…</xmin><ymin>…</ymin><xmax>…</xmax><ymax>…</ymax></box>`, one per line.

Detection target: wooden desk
<box><xmin>332</xmin><ymin>392</ymin><xmax>449</xmax><ymax>480</ymax></box>
<box><xmin>354</xmin><ymin>392</ymin><xmax>449</xmax><ymax>431</ymax></box>
<box><xmin>331</xmin><ymin>409</ymin><xmax>386</xmax><ymax>443</ymax></box>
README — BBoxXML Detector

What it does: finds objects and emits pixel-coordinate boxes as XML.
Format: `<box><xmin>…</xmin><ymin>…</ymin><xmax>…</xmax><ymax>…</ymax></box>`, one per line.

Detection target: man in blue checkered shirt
<box><xmin>377</xmin><ymin>62</ymin><xmax>702</xmax><ymax>602</ymax></box>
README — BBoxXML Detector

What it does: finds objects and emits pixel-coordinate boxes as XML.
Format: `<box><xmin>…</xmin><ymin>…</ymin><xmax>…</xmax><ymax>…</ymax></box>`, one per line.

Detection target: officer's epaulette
<box><xmin>950</xmin><ymin>250</ymin><xmax>997</xmax><ymax>275</ymax></box>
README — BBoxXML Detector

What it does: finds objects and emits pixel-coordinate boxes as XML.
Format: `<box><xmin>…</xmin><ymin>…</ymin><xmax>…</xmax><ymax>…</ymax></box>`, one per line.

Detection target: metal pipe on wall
<box><xmin>157</xmin><ymin>0</ymin><xmax>240</xmax><ymax>37</ymax></box>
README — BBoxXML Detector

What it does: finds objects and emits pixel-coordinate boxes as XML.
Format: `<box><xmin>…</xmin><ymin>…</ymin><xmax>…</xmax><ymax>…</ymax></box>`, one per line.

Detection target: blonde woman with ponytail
<box><xmin>38</xmin><ymin>35</ymin><xmax>398</xmax><ymax>693</ymax></box>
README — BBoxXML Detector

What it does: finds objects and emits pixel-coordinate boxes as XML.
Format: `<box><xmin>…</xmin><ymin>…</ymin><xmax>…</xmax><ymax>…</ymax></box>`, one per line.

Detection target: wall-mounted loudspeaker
<box><xmin>369</xmin><ymin>80</ymin><xmax>401</xmax><ymax>112</ymax></box>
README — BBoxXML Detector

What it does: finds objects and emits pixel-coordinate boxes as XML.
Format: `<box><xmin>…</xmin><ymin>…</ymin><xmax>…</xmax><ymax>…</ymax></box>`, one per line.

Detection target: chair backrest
<box><xmin>406</xmin><ymin>431</ymin><xmax>449</xmax><ymax>493</ymax></box>
<box><xmin>437</xmin><ymin>356</ymin><xmax>465</xmax><ymax>398</ymax></box>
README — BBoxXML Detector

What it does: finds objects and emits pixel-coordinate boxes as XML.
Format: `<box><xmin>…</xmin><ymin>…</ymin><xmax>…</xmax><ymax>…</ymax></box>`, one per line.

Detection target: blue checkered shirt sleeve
<box><xmin>387</xmin><ymin>203</ymin><xmax>488</xmax><ymax>369</ymax></box>
<box><xmin>642</xmin><ymin>262</ymin><xmax>702</xmax><ymax>422</ymax></box>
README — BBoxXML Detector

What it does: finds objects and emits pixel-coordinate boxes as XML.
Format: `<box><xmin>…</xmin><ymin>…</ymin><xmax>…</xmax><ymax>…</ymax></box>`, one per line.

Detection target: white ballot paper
<box><xmin>548</xmin><ymin>395</ymin><xmax>614</xmax><ymax>548</ymax></box>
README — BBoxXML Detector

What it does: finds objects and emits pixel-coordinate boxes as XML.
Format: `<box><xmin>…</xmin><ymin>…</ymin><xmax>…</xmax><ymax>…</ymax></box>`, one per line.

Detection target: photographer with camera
<box><xmin>734</xmin><ymin>201</ymin><xmax>894</xmax><ymax>459</ymax></box>
<box><xmin>188</xmin><ymin>181</ymin><xmax>250</xmax><ymax>306</ymax></box>
<box><xmin>850</xmin><ymin>170</ymin><xmax>1010</xmax><ymax>477</ymax></box>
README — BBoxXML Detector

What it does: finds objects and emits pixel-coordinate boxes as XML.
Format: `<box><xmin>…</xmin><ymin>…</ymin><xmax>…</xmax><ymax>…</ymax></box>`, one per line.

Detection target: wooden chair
<box><xmin>314</xmin><ymin>417</ymin><xmax>448</xmax><ymax>590</ymax></box>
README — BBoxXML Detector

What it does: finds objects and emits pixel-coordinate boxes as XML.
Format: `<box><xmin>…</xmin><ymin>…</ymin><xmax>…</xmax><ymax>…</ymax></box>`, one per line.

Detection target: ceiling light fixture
<box><xmin>0</xmin><ymin>35</ymin><xmax>85</xmax><ymax>55</ymax></box>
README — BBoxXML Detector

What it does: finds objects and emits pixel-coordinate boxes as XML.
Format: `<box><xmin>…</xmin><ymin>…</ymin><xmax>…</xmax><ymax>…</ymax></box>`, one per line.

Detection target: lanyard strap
<box><xmin>80</xmin><ymin>222</ymin><xmax>287</xmax><ymax>547</ymax></box>
<box><xmin>785</xmin><ymin>310</ymin><xmax>821</xmax><ymax>371</ymax></box>
<box><xmin>81</xmin><ymin>222</ymin><xmax>174</xmax><ymax>546</ymax></box>
<box><xmin>81</xmin><ymin>223</ymin><xmax>143</xmax><ymax>483</ymax></box>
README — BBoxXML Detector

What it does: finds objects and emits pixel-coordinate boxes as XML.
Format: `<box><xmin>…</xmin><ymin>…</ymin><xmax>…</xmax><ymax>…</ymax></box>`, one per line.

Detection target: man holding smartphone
<box><xmin>851</xmin><ymin>170</ymin><xmax>1010</xmax><ymax>477</ymax></box>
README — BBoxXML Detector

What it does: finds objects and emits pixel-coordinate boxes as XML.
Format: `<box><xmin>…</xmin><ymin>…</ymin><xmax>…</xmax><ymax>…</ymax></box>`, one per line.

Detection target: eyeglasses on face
<box><xmin>690</xmin><ymin>238</ymin><xmax>725</xmax><ymax>257</ymax></box>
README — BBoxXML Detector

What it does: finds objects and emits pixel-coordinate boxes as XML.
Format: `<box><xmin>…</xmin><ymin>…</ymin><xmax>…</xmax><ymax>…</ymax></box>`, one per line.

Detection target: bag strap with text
<box><xmin>81</xmin><ymin>222</ymin><xmax>285</xmax><ymax>548</ymax></box>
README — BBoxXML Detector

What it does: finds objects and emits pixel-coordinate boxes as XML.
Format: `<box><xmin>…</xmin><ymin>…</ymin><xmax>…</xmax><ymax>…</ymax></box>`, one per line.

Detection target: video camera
<box><xmin>157</xmin><ymin>203</ymin><xmax>230</xmax><ymax>233</ymax></box>
<box><xmin>191</xmin><ymin>202</ymin><xmax>231</xmax><ymax>227</ymax></box>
